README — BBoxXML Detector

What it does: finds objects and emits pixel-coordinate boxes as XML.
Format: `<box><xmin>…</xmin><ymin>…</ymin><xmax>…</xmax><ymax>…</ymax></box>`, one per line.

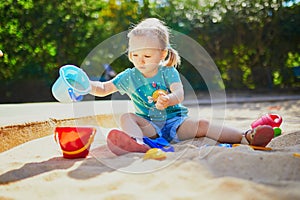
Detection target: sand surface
<box><xmin>0</xmin><ymin>99</ymin><xmax>300</xmax><ymax>199</ymax></box>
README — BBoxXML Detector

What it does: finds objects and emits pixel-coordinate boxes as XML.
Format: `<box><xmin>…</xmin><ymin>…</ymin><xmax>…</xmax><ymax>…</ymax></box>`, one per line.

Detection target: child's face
<box><xmin>129</xmin><ymin>35</ymin><xmax>167</xmax><ymax>77</ymax></box>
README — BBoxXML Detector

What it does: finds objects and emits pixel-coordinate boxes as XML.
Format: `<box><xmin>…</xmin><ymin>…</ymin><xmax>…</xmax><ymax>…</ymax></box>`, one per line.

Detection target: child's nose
<box><xmin>138</xmin><ymin>57</ymin><xmax>145</xmax><ymax>64</ymax></box>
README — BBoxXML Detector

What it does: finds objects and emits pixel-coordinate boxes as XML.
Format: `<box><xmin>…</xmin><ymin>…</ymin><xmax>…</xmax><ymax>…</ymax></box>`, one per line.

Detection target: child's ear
<box><xmin>128</xmin><ymin>52</ymin><xmax>133</xmax><ymax>62</ymax></box>
<box><xmin>161</xmin><ymin>49</ymin><xmax>168</xmax><ymax>60</ymax></box>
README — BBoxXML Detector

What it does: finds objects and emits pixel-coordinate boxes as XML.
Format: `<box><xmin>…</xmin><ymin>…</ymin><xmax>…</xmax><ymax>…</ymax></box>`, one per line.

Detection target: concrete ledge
<box><xmin>183</xmin><ymin>94</ymin><xmax>300</xmax><ymax>105</ymax></box>
<box><xmin>0</xmin><ymin>100</ymin><xmax>134</xmax><ymax>127</ymax></box>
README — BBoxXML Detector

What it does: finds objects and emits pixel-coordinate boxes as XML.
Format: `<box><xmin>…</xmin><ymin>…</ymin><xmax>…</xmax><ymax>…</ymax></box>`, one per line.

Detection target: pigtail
<box><xmin>164</xmin><ymin>47</ymin><xmax>181</xmax><ymax>67</ymax></box>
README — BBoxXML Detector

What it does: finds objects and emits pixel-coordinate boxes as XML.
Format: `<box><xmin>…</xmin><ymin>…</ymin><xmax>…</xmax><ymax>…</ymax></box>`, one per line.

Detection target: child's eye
<box><xmin>145</xmin><ymin>55</ymin><xmax>151</xmax><ymax>58</ymax></box>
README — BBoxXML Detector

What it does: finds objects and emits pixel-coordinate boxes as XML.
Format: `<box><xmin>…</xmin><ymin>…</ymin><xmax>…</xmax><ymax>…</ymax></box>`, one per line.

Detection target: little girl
<box><xmin>89</xmin><ymin>18</ymin><xmax>274</xmax><ymax>155</ymax></box>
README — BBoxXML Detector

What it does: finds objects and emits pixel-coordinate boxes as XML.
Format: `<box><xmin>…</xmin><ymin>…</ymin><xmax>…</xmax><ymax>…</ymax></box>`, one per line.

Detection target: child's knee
<box><xmin>120</xmin><ymin>113</ymin><xmax>136</xmax><ymax>124</ymax></box>
<box><xmin>197</xmin><ymin>119</ymin><xmax>209</xmax><ymax>136</ymax></box>
<box><xmin>198</xmin><ymin>119</ymin><xmax>209</xmax><ymax>128</ymax></box>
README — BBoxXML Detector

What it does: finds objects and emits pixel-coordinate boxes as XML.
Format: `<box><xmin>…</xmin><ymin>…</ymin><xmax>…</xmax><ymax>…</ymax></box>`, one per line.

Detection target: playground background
<box><xmin>0</xmin><ymin>0</ymin><xmax>300</xmax><ymax>103</ymax></box>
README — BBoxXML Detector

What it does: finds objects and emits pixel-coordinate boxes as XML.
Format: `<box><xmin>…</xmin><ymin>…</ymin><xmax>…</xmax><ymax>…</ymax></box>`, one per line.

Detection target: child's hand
<box><xmin>155</xmin><ymin>92</ymin><xmax>170</xmax><ymax>110</ymax></box>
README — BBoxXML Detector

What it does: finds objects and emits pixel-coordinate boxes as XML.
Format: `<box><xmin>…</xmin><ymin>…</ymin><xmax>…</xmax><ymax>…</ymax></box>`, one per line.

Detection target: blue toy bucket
<box><xmin>52</xmin><ymin>65</ymin><xmax>91</xmax><ymax>103</ymax></box>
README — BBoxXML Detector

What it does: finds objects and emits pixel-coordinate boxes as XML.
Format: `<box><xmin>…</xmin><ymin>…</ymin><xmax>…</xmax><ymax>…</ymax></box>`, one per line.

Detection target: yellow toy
<box><xmin>143</xmin><ymin>148</ymin><xmax>167</xmax><ymax>161</ymax></box>
<box><xmin>152</xmin><ymin>89</ymin><xmax>168</xmax><ymax>102</ymax></box>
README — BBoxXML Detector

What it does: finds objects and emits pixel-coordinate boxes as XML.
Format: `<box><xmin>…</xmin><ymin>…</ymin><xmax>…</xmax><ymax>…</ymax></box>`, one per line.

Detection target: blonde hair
<box><xmin>127</xmin><ymin>18</ymin><xmax>181</xmax><ymax>67</ymax></box>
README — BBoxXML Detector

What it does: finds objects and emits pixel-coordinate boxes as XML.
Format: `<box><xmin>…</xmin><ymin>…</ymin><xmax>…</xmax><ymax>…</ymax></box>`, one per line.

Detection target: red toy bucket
<box><xmin>54</xmin><ymin>127</ymin><xmax>96</xmax><ymax>159</ymax></box>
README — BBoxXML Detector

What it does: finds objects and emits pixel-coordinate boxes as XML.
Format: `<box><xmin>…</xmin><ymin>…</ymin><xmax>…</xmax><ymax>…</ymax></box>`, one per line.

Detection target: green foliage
<box><xmin>286</xmin><ymin>52</ymin><xmax>300</xmax><ymax>68</ymax></box>
<box><xmin>0</xmin><ymin>0</ymin><xmax>299</xmax><ymax>102</ymax></box>
<box><xmin>0</xmin><ymin>0</ymin><xmax>105</xmax><ymax>81</ymax></box>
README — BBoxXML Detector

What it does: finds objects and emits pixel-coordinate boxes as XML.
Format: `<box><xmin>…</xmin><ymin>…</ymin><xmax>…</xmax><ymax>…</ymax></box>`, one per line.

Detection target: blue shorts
<box><xmin>148</xmin><ymin>116</ymin><xmax>187</xmax><ymax>143</ymax></box>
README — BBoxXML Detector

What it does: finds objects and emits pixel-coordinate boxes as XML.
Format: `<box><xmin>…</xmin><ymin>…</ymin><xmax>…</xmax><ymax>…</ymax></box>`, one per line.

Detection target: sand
<box><xmin>0</xmin><ymin>99</ymin><xmax>300</xmax><ymax>199</ymax></box>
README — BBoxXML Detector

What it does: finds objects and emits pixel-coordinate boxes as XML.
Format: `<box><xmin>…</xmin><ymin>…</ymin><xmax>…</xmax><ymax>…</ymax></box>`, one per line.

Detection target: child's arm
<box><xmin>156</xmin><ymin>82</ymin><xmax>184</xmax><ymax>110</ymax></box>
<box><xmin>89</xmin><ymin>80</ymin><xmax>118</xmax><ymax>97</ymax></box>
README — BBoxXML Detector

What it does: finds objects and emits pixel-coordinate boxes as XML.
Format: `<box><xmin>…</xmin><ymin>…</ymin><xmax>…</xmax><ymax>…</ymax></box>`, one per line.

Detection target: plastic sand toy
<box><xmin>54</xmin><ymin>127</ymin><xmax>96</xmax><ymax>159</ymax></box>
<box><xmin>251</xmin><ymin>114</ymin><xmax>282</xmax><ymax>128</ymax></box>
<box><xmin>143</xmin><ymin>148</ymin><xmax>167</xmax><ymax>161</ymax></box>
<box><xmin>52</xmin><ymin>65</ymin><xmax>91</xmax><ymax>103</ymax></box>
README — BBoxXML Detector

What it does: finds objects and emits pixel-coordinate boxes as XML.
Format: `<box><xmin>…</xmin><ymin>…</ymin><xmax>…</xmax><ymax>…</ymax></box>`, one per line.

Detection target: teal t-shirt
<box><xmin>112</xmin><ymin>66</ymin><xmax>188</xmax><ymax>121</ymax></box>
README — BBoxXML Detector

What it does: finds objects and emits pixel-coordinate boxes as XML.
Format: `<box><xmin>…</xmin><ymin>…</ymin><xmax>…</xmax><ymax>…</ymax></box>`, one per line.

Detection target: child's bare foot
<box><xmin>245</xmin><ymin>125</ymin><xmax>274</xmax><ymax>147</ymax></box>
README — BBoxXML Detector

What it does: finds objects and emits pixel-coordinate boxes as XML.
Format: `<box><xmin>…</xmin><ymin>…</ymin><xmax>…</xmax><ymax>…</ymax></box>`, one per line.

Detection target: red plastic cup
<box><xmin>251</xmin><ymin>114</ymin><xmax>282</xmax><ymax>129</ymax></box>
